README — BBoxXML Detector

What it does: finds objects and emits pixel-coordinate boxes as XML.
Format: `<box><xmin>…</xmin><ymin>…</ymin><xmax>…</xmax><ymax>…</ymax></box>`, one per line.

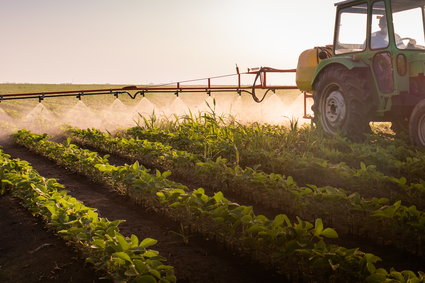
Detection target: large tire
<box><xmin>409</xmin><ymin>99</ymin><xmax>425</xmax><ymax>147</ymax></box>
<box><xmin>312</xmin><ymin>66</ymin><xmax>374</xmax><ymax>142</ymax></box>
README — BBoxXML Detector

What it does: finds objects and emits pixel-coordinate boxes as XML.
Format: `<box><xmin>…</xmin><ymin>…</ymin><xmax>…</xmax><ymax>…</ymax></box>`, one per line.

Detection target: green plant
<box><xmin>14</xmin><ymin>130</ymin><xmax>425</xmax><ymax>282</ymax></box>
<box><xmin>67</xmin><ymin>127</ymin><xmax>425</xmax><ymax>257</ymax></box>
<box><xmin>0</xmin><ymin>148</ymin><xmax>175</xmax><ymax>282</ymax></box>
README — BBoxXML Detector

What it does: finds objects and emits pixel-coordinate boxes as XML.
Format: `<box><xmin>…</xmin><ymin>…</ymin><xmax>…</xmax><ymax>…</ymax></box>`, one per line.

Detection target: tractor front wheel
<box><xmin>313</xmin><ymin>66</ymin><xmax>372</xmax><ymax>141</ymax></box>
<box><xmin>409</xmin><ymin>99</ymin><xmax>425</xmax><ymax>147</ymax></box>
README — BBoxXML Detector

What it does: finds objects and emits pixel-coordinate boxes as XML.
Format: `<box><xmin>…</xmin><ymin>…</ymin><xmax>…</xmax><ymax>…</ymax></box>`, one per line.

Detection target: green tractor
<box><xmin>296</xmin><ymin>0</ymin><xmax>425</xmax><ymax>146</ymax></box>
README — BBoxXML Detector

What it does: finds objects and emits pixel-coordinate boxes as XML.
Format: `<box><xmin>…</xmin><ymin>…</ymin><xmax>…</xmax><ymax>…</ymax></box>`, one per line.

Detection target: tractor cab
<box><xmin>335</xmin><ymin>0</ymin><xmax>425</xmax><ymax>55</ymax></box>
<box><xmin>334</xmin><ymin>0</ymin><xmax>425</xmax><ymax>104</ymax></box>
<box><xmin>296</xmin><ymin>0</ymin><xmax>425</xmax><ymax>146</ymax></box>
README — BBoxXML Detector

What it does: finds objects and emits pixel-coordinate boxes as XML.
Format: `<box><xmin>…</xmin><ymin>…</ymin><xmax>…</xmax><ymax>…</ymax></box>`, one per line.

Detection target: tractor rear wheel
<box><xmin>409</xmin><ymin>99</ymin><xmax>425</xmax><ymax>147</ymax></box>
<box><xmin>312</xmin><ymin>66</ymin><xmax>373</xmax><ymax>142</ymax></box>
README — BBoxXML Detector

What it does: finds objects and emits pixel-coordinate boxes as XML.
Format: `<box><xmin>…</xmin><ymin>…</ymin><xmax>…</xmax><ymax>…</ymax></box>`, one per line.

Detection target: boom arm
<box><xmin>0</xmin><ymin>67</ymin><xmax>297</xmax><ymax>103</ymax></box>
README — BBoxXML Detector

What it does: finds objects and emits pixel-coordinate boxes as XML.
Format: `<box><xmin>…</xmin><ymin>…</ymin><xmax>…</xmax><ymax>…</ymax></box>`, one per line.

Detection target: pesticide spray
<box><xmin>0</xmin><ymin>89</ymin><xmax>311</xmax><ymax>143</ymax></box>
<box><xmin>0</xmin><ymin>67</ymin><xmax>313</xmax><ymax>141</ymax></box>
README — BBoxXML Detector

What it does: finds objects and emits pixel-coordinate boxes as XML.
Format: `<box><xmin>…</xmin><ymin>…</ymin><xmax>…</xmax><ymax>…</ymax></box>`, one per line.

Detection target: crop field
<box><xmin>1</xmin><ymin>84</ymin><xmax>425</xmax><ymax>282</ymax></box>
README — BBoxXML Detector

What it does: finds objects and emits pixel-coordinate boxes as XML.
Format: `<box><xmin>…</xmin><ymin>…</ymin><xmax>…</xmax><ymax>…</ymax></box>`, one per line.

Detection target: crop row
<box><xmin>15</xmin><ymin>129</ymin><xmax>425</xmax><ymax>282</ymax></box>
<box><xmin>68</xmin><ymin>127</ymin><xmax>425</xmax><ymax>257</ymax></box>
<box><xmin>129</xmin><ymin>113</ymin><xmax>425</xmax><ymax>184</ymax></box>
<box><xmin>123</xmin><ymin>123</ymin><xmax>425</xmax><ymax>210</ymax></box>
<box><xmin>0</xmin><ymin>148</ymin><xmax>176</xmax><ymax>283</ymax></box>
<box><xmin>282</xmin><ymin>129</ymin><xmax>425</xmax><ymax>182</ymax></box>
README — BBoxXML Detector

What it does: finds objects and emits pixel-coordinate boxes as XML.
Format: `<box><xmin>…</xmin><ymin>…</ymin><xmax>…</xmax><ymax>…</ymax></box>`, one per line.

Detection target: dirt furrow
<box><xmin>0</xmin><ymin>195</ymin><xmax>106</xmax><ymax>283</ymax></box>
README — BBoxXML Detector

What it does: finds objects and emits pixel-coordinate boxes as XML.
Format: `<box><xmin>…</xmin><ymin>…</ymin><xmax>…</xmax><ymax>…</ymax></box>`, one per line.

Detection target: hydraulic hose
<box><xmin>250</xmin><ymin>67</ymin><xmax>275</xmax><ymax>103</ymax></box>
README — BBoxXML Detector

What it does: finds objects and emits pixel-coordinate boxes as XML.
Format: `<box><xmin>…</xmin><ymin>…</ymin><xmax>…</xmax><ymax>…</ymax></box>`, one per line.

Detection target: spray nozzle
<box><xmin>76</xmin><ymin>92</ymin><xmax>83</xmax><ymax>100</ymax></box>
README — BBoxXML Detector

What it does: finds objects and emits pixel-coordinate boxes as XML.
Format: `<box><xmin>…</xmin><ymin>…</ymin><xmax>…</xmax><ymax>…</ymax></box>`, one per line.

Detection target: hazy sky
<box><xmin>0</xmin><ymin>0</ymin><xmax>336</xmax><ymax>84</ymax></box>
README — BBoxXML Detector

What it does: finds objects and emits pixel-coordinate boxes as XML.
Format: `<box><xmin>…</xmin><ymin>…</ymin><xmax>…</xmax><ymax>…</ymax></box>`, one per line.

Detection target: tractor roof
<box><xmin>334</xmin><ymin>0</ymin><xmax>358</xmax><ymax>6</ymax></box>
<box><xmin>335</xmin><ymin>0</ymin><xmax>425</xmax><ymax>12</ymax></box>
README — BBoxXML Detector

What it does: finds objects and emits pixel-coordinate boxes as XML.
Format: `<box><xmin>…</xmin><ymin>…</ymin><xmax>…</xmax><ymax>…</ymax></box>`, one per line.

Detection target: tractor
<box><xmin>296</xmin><ymin>0</ymin><xmax>425</xmax><ymax>146</ymax></box>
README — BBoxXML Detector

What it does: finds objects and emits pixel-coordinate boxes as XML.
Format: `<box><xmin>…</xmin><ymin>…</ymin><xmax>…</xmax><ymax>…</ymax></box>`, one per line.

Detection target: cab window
<box><xmin>335</xmin><ymin>3</ymin><xmax>368</xmax><ymax>54</ymax></box>
<box><xmin>393</xmin><ymin>6</ymin><xmax>425</xmax><ymax>50</ymax></box>
<box><xmin>370</xmin><ymin>1</ymin><xmax>389</xmax><ymax>50</ymax></box>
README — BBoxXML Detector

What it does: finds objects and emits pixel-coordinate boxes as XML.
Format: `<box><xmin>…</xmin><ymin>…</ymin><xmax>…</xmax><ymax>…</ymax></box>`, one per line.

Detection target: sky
<box><xmin>0</xmin><ymin>0</ymin><xmax>337</xmax><ymax>85</ymax></box>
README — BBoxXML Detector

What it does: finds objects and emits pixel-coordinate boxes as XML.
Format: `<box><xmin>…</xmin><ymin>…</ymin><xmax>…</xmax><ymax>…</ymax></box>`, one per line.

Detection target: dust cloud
<box><xmin>0</xmin><ymin>91</ymin><xmax>312</xmax><ymax>141</ymax></box>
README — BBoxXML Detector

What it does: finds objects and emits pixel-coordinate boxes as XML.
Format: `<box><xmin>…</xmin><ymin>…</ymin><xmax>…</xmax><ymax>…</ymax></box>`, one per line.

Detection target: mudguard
<box><xmin>311</xmin><ymin>58</ymin><xmax>369</xmax><ymax>91</ymax></box>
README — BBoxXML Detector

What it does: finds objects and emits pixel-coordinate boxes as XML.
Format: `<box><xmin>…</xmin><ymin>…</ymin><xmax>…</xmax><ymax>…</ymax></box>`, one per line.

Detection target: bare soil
<box><xmin>0</xmin><ymin>195</ymin><xmax>107</xmax><ymax>283</ymax></box>
<box><xmin>1</xmin><ymin>142</ymin><xmax>285</xmax><ymax>283</ymax></box>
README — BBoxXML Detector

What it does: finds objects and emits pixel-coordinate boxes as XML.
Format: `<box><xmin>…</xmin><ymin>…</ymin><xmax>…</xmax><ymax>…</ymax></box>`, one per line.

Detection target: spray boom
<box><xmin>0</xmin><ymin>67</ymin><xmax>312</xmax><ymax>119</ymax></box>
<box><xmin>0</xmin><ymin>67</ymin><xmax>297</xmax><ymax>101</ymax></box>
